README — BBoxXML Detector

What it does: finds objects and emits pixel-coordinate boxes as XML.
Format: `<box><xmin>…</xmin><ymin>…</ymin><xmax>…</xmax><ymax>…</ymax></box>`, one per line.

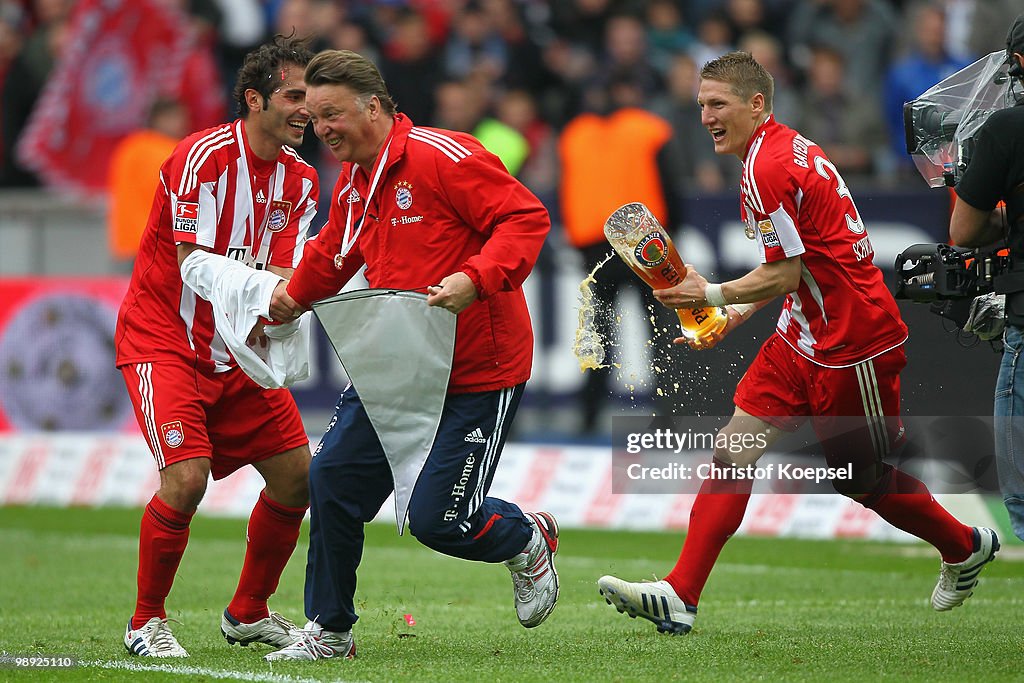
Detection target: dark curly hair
<box><xmin>233</xmin><ymin>34</ymin><xmax>315</xmax><ymax>119</ymax></box>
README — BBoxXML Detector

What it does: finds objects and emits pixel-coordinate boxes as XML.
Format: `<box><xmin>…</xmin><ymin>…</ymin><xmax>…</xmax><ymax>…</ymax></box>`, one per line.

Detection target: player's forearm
<box><xmin>950</xmin><ymin>199</ymin><xmax>1004</xmax><ymax>248</ymax></box>
<box><xmin>717</xmin><ymin>258</ymin><xmax>800</xmax><ymax>305</ymax></box>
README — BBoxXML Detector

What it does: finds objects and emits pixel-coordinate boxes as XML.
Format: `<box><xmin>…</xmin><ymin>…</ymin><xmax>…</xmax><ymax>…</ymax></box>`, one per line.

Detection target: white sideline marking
<box><xmin>88</xmin><ymin>659</ymin><xmax>358</xmax><ymax>683</ymax></box>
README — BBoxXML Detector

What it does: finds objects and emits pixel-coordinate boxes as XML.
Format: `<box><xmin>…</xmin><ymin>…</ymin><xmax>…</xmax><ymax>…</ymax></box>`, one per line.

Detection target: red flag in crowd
<box><xmin>16</xmin><ymin>0</ymin><xmax>225</xmax><ymax>196</ymax></box>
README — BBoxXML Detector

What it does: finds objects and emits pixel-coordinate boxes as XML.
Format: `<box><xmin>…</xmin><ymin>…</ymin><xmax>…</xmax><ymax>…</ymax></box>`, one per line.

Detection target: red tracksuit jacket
<box><xmin>289</xmin><ymin>114</ymin><xmax>550</xmax><ymax>393</ymax></box>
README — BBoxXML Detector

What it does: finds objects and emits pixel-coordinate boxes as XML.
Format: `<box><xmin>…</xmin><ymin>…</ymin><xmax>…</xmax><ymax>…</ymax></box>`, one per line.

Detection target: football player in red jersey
<box><xmin>115</xmin><ymin>36</ymin><xmax>319</xmax><ymax>657</ymax></box>
<box><xmin>598</xmin><ymin>51</ymin><xmax>998</xmax><ymax>635</ymax></box>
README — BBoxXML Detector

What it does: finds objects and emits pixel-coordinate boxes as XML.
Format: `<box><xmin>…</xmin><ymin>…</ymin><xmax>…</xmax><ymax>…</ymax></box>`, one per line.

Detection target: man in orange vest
<box><xmin>107</xmin><ymin>98</ymin><xmax>188</xmax><ymax>270</ymax></box>
<box><xmin>559</xmin><ymin>74</ymin><xmax>682</xmax><ymax>433</ymax></box>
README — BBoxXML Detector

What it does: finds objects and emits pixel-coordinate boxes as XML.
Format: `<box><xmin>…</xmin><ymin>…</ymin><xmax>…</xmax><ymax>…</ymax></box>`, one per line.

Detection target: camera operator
<box><xmin>949</xmin><ymin>13</ymin><xmax>1024</xmax><ymax>541</ymax></box>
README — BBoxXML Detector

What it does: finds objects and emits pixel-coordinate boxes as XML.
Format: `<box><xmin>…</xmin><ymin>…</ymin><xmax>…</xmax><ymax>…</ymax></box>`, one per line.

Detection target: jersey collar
<box><xmin>743</xmin><ymin>114</ymin><xmax>777</xmax><ymax>160</ymax></box>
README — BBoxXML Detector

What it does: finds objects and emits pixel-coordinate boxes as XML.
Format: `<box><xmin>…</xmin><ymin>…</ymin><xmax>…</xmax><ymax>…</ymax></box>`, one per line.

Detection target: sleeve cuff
<box><xmin>461</xmin><ymin>264</ymin><xmax>487</xmax><ymax>301</ymax></box>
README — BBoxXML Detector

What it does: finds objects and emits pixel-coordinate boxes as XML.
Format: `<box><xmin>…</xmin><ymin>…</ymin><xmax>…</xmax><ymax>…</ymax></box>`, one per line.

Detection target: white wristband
<box><xmin>731</xmin><ymin>303</ymin><xmax>757</xmax><ymax>319</ymax></box>
<box><xmin>704</xmin><ymin>283</ymin><xmax>727</xmax><ymax>307</ymax></box>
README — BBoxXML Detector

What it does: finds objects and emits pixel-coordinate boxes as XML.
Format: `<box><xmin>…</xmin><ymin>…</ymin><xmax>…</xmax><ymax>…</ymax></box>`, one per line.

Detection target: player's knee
<box><xmin>158</xmin><ymin>462</ymin><xmax>209</xmax><ymax>511</ymax></box>
<box><xmin>835</xmin><ymin>462</ymin><xmax>893</xmax><ymax>505</ymax></box>
<box><xmin>407</xmin><ymin>513</ymin><xmax>459</xmax><ymax>550</ymax></box>
<box><xmin>266</xmin><ymin>461</ymin><xmax>310</xmax><ymax>506</ymax></box>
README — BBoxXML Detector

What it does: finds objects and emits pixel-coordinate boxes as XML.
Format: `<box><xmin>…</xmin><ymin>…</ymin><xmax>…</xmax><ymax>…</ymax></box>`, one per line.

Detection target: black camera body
<box><xmin>902</xmin><ymin>104</ymin><xmax>995</xmax><ymax>187</ymax></box>
<box><xmin>894</xmin><ymin>243</ymin><xmax>1009</xmax><ymax>327</ymax></box>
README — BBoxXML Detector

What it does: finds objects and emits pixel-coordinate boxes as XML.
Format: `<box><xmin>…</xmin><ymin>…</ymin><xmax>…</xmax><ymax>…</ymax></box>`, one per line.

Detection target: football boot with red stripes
<box><xmin>504</xmin><ymin>511</ymin><xmax>560</xmax><ymax>628</ymax></box>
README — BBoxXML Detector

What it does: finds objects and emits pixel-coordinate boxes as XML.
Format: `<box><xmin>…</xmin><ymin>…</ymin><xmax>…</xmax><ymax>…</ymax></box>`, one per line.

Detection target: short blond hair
<box><xmin>700</xmin><ymin>51</ymin><xmax>774</xmax><ymax>113</ymax></box>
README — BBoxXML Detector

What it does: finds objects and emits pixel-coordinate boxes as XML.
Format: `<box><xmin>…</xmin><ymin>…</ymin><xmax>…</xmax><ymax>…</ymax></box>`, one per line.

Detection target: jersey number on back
<box><xmin>813</xmin><ymin>156</ymin><xmax>865</xmax><ymax>235</ymax></box>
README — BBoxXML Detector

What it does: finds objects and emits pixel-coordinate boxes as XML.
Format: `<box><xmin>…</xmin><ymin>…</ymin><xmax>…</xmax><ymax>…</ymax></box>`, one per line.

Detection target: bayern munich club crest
<box><xmin>394</xmin><ymin>180</ymin><xmax>413</xmax><ymax>210</ymax></box>
<box><xmin>160</xmin><ymin>420</ymin><xmax>185</xmax><ymax>449</ymax></box>
<box><xmin>266</xmin><ymin>199</ymin><xmax>292</xmax><ymax>232</ymax></box>
<box><xmin>634</xmin><ymin>232</ymin><xmax>668</xmax><ymax>267</ymax></box>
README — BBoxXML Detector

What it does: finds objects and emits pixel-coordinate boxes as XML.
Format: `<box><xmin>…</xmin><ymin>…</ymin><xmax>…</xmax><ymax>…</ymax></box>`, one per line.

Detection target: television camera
<box><xmin>903</xmin><ymin>51</ymin><xmax>1019</xmax><ymax>188</ymax></box>
<box><xmin>894</xmin><ymin>243</ymin><xmax>1009</xmax><ymax>329</ymax></box>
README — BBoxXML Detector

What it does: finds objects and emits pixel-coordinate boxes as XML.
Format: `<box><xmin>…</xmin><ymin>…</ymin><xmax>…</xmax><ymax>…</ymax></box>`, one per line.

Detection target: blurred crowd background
<box><xmin>0</xmin><ymin>0</ymin><xmax>1013</xmax><ymax>438</ymax></box>
<box><xmin>2</xmin><ymin>0</ymin><xmax>1019</xmax><ymax>200</ymax></box>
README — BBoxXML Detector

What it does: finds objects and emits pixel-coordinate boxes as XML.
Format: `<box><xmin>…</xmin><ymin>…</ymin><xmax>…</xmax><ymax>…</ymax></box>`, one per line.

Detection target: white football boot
<box><xmin>124</xmin><ymin>617</ymin><xmax>189</xmax><ymax>657</ymax></box>
<box><xmin>598</xmin><ymin>576</ymin><xmax>697</xmax><ymax>634</ymax></box>
<box><xmin>264</xmin><ymin>621</ymin><xmax>355</xmax><ymax>661</ymax></box>
<box><xmin>504</xmin><ymin>511</ymin><xmax>560</xmax><ymax>628</ymax></box>
<box><xmin>221</xmin><ymin>609</ymin><xmax>300</xmax><ymax>648</ymax></box>
<box><xmin>931</xmin><ymin>526</ymin><xmax>999</xmax><ymax>611</ymax></box>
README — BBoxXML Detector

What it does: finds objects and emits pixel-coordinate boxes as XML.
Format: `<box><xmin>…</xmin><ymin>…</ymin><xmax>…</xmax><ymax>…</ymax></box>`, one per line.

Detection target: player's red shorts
<box><xmin>120</xmin><ymin>358</ymin><xmax>309</xmax><ymax>480</ymax></box>
<box><xmin>734</xmin><ymin>334</ymin><xmax>906</xmax><ymax>465</ymax></box>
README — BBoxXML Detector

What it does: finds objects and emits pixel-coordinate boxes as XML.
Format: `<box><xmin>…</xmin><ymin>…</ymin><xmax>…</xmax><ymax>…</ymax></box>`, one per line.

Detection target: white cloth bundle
<box><xmin>180</xmin><ymin>249</ymin><xmax>310</xmax><ymax>388</ymax></box>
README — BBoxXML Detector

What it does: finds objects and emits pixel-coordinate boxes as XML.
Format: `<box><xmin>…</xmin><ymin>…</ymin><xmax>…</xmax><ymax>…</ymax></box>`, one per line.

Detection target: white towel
<box><xmin>180</xmin><ymin>249</ymin><xmax>310</xmax><ymax>388</ymax></box>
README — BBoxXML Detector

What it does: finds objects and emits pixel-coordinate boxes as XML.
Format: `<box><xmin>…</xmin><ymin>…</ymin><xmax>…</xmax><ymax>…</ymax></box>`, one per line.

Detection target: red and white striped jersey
<box><xmin>116</xmin><ymin>119</ymin><xmax>318</xmax><ymax>373</ymax></box>
<box><xmin>739</xmin><ymin>116</ymin><xmax>907</xmax><ymax>367</ymax></box>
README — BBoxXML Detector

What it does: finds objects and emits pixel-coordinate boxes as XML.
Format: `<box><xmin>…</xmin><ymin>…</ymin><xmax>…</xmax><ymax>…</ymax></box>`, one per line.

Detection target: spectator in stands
<box><xmin>444</xmin><ymin>1</ymin><xmax>507</xmax><ymax>84</ymax></box>
<box><xmin>106</xmin><ymin>98</ymin><xmax>189</xmax><ymax>270</ymax></box>
<box><xmin>787</xmin><ymin>0</ymin><xmax>899</xmax><ymax>95</ymax></box>
<box><xmin>0</xmin><ymin>0</ymin><xmax>71</xmax><ymax>187</ymax></box>
<box><xmin>797</xmin><ymin>45</ymin><xmax>888</xmax><ymax>182</ymax></box>
<box><xmin>724</xmin><ymin>0</ymin><xmax>775</xmax><ymax>44</ymax></box>
<box><xmin>536</xmin><ymin>36</ymin><xmax>595</xmax><ymax>128</ymax></box>
<box><xmin>645</xmin><ymin>0</ymin><xmax>694</xmax><ymax>74</ymax></box>
<box><xmin>550</xmin><ymin>0</ymin><xmax>615</xmax><ymax>58</ymax></box>
<box><xmin>433</xmin><ymin>78</ymin><xmax>529</xmax><ymax>176</ymax></box>
<box><xmin>496</xmin><ymin>88</ymin><xmax>558</xmax><ymax>203</ymax></box>
<box><xmin>738</xmin><ymin>30</ymin><xmax>797</xmax><ymax>127</ymax></box>
<box><xmin>883</xmin><ymin>2</ymin><xmax>970</xmax><ymax>173</ymax></box>
<box><xmin>941</xmin><ymin>0</ymin><xmax>1019</xmax><ymax>62</ymax></box>
<box><xmin>379</xmin><ymin>7</ymin><xmax>443</xmax><ymax>125</ymax></box>
<box><xmin>158</xmin><ymin>0</ymin><xmax>228</xmax><ymax>132</ymax></box>
<box><xmin>600</xmin><ymin>13</ymin><xmax>663</xmax><ymax>98</ymax></box>
<box><xmin>0</xmin><ymin>1</ymin><xmax>24</xmax><ymax>94</ymax></box>
<box><xmin>653</xmin><ymin>52</ymin><xmax>739</xmax><ymax>195</ymax></box>
<box><xmin>689</xmin><ymin>9</ymin><xmax>734</xmax><ymax>70</ymax></box>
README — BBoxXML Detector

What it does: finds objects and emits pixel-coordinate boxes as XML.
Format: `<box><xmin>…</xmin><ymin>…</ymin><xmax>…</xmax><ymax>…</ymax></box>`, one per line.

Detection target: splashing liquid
<box><xmin>573</xmin><ymin>254</ymin><xmax>616</xmax><ymax>371</ymax></box>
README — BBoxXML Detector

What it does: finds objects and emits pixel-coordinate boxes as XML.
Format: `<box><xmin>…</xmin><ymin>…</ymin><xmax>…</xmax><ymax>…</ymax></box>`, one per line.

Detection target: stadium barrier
<box><xmin>0</xmin><ymin>433</ymin><xmax>1003</xmax><ymax>542</ymax></box>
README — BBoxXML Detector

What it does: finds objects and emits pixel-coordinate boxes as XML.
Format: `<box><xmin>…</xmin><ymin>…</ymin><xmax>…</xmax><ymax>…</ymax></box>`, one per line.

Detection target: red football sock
<box><xmin>860</xmin><ymin>466</ymin><xmax>974</xmax><ymax>563</ymax></box>
<box><xmin>664</xmin><ymin>460</ymin><xmax>752</xmax><ymax>606</ymax></box>
<box><xmin>133</xmin><ymin>494</ymin><xmax>193</xmax><ymax>629</ymax></box>
<box><xmin>227</xmin><ymin>491</ymin><xmax>307</xmax><ymax>623</ymax></box>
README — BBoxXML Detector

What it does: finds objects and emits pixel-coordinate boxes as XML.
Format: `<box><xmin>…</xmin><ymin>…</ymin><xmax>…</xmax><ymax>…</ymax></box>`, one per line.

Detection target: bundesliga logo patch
<box><xmin>161</xmin><ymin>420</ymin><xmax>185</xmax><ymax>449</ymax></box>
<box><xmin>634</xmin><ymin>233</ymin><xmax>668</xmax><ymax>268</ymax></box>
<box><xmin>174</xmin><ymin>202</ymin><xmax>199</xmax><ymax>234</ymax></box>
<box><xmin>267</xmin><ymin>199</ymin><xmax>292</xmax><ymax>232</ymax></box>
<box><xmin>758</xmin><ymin>219</ymin><xmax>780</xmax><ymax>248</ymax></box>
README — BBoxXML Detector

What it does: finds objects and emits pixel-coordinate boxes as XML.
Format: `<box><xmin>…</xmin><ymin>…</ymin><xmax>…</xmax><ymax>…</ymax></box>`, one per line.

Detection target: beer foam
<box><xmin>573</xmin><ymin>254</ymin><xmax>614</xmax><ymax>371</ymax></box>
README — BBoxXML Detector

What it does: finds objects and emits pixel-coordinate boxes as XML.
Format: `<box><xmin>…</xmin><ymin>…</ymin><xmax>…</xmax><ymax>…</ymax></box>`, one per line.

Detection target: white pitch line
<box><xmin>88</xmin><ymin>659</ymin><xmax>362</xmax><ymax>683</ymax></box>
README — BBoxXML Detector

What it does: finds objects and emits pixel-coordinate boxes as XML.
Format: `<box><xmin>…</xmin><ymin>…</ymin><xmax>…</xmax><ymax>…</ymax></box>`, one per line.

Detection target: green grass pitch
<box><xmin>1</xmin><ymin>505</ymin><xmax>1021</xmax><ymax>682</ymax></box>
